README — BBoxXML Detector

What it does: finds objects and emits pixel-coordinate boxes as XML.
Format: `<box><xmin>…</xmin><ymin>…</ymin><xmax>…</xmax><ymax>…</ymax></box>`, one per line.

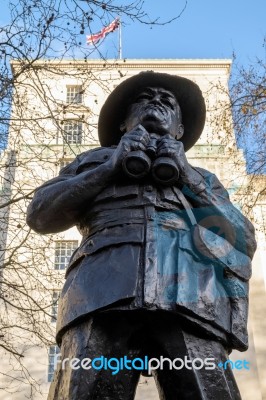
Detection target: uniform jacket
<box><xmin>40</xmin><ymin>147</ymin><xmax>256</xmax><ymax>351</ymax></box>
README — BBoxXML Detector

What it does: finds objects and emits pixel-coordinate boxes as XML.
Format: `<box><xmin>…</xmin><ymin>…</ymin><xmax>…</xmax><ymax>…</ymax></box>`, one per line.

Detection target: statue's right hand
<box><xmin>110</xmin><ymin>124</ymin><xmax>150</xmax><ymax>172</ymax></box>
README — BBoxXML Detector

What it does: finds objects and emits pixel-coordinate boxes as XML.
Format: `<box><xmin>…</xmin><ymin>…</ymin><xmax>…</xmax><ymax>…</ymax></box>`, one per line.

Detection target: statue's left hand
<box><xmin>156</xmin><ymin>134</ymin><xmax>193</xmax><ymax>183</ymax></box>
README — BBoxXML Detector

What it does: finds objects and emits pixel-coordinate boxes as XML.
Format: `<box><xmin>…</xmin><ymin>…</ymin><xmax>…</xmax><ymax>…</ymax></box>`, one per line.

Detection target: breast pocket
<box><xmin>66</xmin><ymin>224</ymin><xmax>144</xmax><ymax>277</ymax></box>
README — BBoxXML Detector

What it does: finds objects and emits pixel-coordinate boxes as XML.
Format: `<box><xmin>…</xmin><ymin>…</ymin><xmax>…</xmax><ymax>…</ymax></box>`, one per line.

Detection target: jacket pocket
<box><xmin>95</xmin><ymin>184</ymin><xmax>139</xmax><ymax>202</ymax></box>
<box><xmin>66</xmin><ymin>224</ymin><xmax>144</xmax><ymax>276</ymax></box>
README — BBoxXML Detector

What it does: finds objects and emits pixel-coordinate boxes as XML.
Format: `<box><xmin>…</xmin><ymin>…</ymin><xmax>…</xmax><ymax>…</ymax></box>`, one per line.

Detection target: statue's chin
<box><xmin>142</xmin><ymin>122</ymin><xmax>169</xmax><ymax>135</ymax></box>
<box><xmin>141</xmin><ymin>115</ymin><xmax>168</xmax><ymax>135</ymax></box>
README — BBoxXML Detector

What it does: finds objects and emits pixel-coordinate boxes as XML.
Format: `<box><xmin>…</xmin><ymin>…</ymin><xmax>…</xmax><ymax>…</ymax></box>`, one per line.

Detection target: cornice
<box><xmin>11</xmin><ymin>58</ymin><xmax>232</xmax><ymax>74</ymax></box>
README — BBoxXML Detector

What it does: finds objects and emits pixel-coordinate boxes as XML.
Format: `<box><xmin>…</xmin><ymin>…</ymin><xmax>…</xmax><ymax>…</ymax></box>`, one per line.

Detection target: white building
<box><xmin>0</xmin><ymin>59</ymin><xmax>265</xmax><ymax>400</ymax></box>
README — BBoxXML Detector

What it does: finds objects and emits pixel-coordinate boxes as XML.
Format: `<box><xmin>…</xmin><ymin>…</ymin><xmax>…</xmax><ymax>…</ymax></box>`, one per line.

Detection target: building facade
<box><xmin>0</xmin><ymin>59</ymin><xmax>265</xmax><ymax>400</ymax></box>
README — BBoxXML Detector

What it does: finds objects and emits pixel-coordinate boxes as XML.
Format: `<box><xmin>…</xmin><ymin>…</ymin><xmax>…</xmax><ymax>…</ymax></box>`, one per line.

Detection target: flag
<box><xmin>86</xmin><ymin>18</ymin><xmax>120</xmax><ymax>45</ymax></box>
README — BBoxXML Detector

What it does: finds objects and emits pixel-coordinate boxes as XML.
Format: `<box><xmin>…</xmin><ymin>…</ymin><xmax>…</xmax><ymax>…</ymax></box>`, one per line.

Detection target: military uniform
<box><xmin>44</xmin><ymin>147</ymin><xmax>256</xmax><ymax>353</ymax></box>
<box><xmin>43</xmin><ymin>146</ymin><xmax>256</xmax><ymax>400</ymax></box>
<box><xmin>29</xmin><ymin>72</ymin><xmax>257</xmax><ymax>400</ymax></box>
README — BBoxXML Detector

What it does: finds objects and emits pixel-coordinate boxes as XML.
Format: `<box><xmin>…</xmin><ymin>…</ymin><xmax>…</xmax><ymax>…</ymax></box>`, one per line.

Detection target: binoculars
<box><xmin>122</xmin><ymin>136</ymin><xmax>179</xmax><ymax>185</ymax></box>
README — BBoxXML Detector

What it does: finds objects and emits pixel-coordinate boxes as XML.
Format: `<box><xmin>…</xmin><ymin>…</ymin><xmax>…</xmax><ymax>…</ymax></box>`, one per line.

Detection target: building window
<box><xmin>63</xmin><ymin>121</ymin><xmax>83</xmax><ymax>144</ymax></box>
<box><xmin>51</xmin><ymin>291</ymin><xmax>60</xmax><ymax>322</ymax></box>
<box><xmin>66</xmin><ymin>85</ymin><xmax>83</xmax><ymax>104</ymax></box>
<box><xmin>54</xmin><ymin>241</ymin><xmax>78</xmax><ymax>270</ymax></box>
<box><xmin>48</xmin><ymin>345</ymin><xmax>60</xmax><ymax>382</ymax></box>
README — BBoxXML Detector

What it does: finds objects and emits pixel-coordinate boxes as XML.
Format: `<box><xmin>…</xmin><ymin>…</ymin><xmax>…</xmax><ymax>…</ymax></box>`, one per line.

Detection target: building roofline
<box><xmin>10</xmin><ymin>58</ymin><xmax>232</xmax><ymax>74</ymax></box>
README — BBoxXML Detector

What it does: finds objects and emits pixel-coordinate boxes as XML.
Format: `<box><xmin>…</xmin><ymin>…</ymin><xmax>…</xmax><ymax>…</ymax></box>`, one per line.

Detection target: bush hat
<box><xmin>98</xmin><ymin>71</ymin><xmax>206</xmax><ymax>151</ymax></box>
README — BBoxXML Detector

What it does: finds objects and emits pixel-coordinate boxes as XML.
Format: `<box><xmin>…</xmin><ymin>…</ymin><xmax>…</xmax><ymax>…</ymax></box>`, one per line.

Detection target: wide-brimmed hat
<box><xmin>98</xmin><ymin>71</ymin><xmax>206</xmax><ymax>151</ymax></box>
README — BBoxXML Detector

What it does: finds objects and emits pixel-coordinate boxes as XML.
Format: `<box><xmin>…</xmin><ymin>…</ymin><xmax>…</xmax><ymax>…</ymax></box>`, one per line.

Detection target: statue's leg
<box><xmin>48</xmin><ymin>313</ymin><xmax>141</xmax><ymax>400</ymax></box>
<box><xmin>150</xmin><ymin>316</ymin><xmax>241</xmax><ymax>400</ymax></box>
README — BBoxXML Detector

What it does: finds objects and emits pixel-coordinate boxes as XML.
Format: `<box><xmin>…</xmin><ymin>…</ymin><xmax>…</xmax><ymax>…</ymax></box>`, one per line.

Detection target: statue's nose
<box><xmin>150</xmin><ymin>95</ymin><xmax>162</xmax><ymax>105</ymax></box>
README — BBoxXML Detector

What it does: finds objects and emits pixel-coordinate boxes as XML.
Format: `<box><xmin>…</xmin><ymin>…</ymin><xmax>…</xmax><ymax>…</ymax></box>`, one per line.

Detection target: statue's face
<box><xmin>121</xmin><ymin>87</ymin><xmax>184</xmax><ymax>138</ymax></box>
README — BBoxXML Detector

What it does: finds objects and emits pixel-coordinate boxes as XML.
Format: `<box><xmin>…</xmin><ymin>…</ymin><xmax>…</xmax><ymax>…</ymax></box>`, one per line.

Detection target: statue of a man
<box><xmin>27</xmin><ymin>72</ymin><xmax>256</xmax><ymax>400</ymax></box>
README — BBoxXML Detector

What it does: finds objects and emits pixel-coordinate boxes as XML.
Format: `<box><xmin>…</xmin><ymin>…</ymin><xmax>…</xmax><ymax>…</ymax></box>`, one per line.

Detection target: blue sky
<box><xmin>1</xmin><ymin>0</ymin><xmax>265</xmax><ymax>64</ymax></box>
<box><xmin>90</xmin><ymin>0</ymin><xmax>266</xmax><ymax>66</ymax></box>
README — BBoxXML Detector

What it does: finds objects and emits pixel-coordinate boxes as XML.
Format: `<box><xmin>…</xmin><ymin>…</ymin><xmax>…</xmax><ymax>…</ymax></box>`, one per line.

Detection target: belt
<box><xmin>81</xmin><ymin>207</ymin><xmax>189</xmax><ymax>237</ymax></box>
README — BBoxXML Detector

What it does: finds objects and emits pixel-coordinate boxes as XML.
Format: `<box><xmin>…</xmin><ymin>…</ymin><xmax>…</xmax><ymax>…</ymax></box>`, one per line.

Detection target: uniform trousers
<box><xmin>48</xmin><ymin>310</ymin><xmax>241</xmax><ymax>400</ymax></box>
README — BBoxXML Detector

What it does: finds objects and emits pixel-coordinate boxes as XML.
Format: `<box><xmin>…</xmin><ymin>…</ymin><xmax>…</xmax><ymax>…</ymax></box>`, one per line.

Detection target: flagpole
<box><xmin>118</xmin><ymin>17</ymin><xmax>122</xmax><ymax>59</ymax></box>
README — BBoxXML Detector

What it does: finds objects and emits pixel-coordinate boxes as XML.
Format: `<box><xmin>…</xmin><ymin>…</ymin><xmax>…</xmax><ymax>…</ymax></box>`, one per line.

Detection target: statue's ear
<box><xmin>120</xmin><ymin>121</ymin><xmax>126</xmax><ymax>132</ymax></box>
<box><xmin>175</xmin><ymin>124</ymin><xmax>184</xmax><ymax>140</ymax></box>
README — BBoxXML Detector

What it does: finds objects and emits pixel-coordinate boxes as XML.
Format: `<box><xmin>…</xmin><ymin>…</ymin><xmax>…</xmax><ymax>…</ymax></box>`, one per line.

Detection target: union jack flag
<box><xmin>86</xmin><ymin>18</ymin><xmax>120</xmax><ymax>45</ymax></box>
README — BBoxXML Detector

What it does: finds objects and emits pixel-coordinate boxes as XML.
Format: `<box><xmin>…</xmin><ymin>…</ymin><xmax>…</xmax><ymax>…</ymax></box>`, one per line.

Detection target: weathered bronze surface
<box><xmin>27</xmin><ymin>72</ymin><xmax>257</xmax><ymax>400</ymax></box>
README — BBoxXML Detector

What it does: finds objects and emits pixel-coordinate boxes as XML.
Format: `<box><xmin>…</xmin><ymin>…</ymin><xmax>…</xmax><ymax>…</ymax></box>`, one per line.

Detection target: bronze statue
<box><xmin>27</xmin><ymin>72</ymin><xmax>257</xmax><ymax>400</ymax></box>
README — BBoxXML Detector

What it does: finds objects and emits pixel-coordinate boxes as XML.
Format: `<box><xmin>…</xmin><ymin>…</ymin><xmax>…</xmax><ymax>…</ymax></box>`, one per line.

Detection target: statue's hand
<box><xmin>156</xmin><ymin>135</ymin><xmax>193</xmax><ymax>183</ymax></box>
<box><xmin>110</xmin><ymin>124</ymin><xmax>150</xmax><ymax>173</ymax></box>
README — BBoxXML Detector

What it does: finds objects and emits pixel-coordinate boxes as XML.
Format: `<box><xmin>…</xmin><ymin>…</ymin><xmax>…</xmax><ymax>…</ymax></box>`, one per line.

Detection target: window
<box><xmin>48</xmin><ymin>345</ymin><xmax>60</xmax><ymax>382</ymax></box>
<box><xmin>63</xmin><ymin>121</ymin><xmax>83</xmax><ymax>144</ymax></box>
<box><xmin>51</xmin><ymin>291</ymin><xmax>60</xmax><ymax>322</ymax></box>
<box><xmin>66</xmin><ymin>85</ymin><xmax>83</xmax><ymax>104</ymax></box>
<box><xmin>54</xmin><ymin>241</ymin><xmax>78</xmax><ymax>270</ymax></box>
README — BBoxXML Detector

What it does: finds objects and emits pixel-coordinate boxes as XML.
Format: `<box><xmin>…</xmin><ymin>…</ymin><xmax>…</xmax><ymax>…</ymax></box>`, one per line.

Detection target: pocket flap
<box><xmin>66</xmin><ymin>224</ymin><xmax>144</xmax><ymax>275</ymax></box>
